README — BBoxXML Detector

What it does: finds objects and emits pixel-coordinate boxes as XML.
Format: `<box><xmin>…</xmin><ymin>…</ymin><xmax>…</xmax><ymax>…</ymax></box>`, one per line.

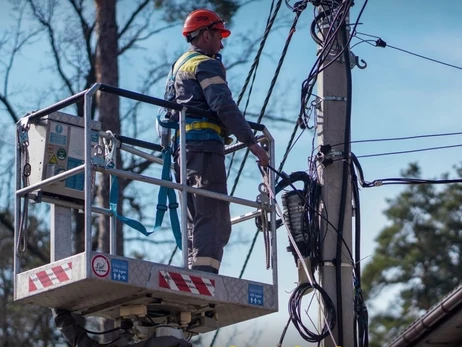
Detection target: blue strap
<box><xmin>109</xmin><ymin>149</ymin><xmax>182</xmax><ymax>249</ymax></box>
<box><xmin>171</xmin><ymin>52</ymin><xmax>201</xmax><ymax>80</ymax></box>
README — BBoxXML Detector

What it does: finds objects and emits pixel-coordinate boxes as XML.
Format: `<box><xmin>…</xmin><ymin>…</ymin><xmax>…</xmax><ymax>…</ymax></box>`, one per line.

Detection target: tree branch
<box><xmin>118</xmin><ymin>0</ymin><xmax>151</xmax><ymax>40</ymax></box>
<box><xmin>28</xmin><ymin>0</ymin><xmax>75</xmax><ymax>95</ymax></box>
<box><xmin>67</xmin><ymin>0</ymin><xmax>96</xmax><ymax>85</ymax></box>
<box><xmin>0</xmin><ymin>93</ymin><xmax>19</xmax><ymax>123</ymax></box>
<box><xmin>118</xmin><ymin>23</ymin><xmax>176</xmax><ymax>56</ymax></box>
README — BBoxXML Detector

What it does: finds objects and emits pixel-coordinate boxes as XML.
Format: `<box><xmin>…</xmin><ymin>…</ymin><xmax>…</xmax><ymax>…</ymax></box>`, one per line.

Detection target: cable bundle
<box><xmin>288</xmin><ymin>282</ymin><xmax>336</xmax><ymax>343</ymax></box>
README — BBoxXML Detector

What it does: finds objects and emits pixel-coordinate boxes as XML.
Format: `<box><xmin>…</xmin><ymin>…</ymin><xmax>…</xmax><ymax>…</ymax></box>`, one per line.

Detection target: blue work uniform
<box><xmin>168</xmin><ymin>47</ymin><xmax>257</xmax><ymax>273</ymax></box>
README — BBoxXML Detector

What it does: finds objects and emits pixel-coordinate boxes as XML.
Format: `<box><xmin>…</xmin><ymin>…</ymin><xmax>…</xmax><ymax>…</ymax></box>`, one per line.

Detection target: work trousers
<box><xmin>174</xmin><ymin>151</ymin><xmax>231</xmax><ymax>274</ymax></box>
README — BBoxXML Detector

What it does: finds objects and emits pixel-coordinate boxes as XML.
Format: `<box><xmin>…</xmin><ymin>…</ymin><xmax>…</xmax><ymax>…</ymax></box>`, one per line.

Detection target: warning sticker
<box><xmin>91</xmin><ymin>255</ymin><xmax>110</xmax><ymax>278</ymax></box>
<box><xmin>57</xmin><ymin>148</ymin><xmax>67</xmax><ymax>160</ymax></box>
<box><xmin>49</xmin><ymin>155</ymin><xmax>58</xmax><ymax>164</ymax></box>
<box><xmin>28</xmin><ymin>262</ymin><xmax>73</xmax><ymax>292</ymax></box>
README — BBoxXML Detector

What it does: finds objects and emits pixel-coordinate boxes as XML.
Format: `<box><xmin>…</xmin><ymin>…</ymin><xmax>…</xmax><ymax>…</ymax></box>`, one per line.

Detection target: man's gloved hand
<box><xmin>249</xmin><ymin>143</ymin><xmax>269</xmax><ymax>167</ymax></box>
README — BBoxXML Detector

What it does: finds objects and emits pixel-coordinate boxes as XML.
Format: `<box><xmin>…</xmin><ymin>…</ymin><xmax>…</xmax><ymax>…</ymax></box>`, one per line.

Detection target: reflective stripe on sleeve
<box><xmin>193</xmin><ymin>257</ymin><xmax>221</xmax><ymax>270</ymax></box>
<box><xmin>199</xmin><ymin>76</ymin><xmax>226</xmax><ymax>90</ymax></box>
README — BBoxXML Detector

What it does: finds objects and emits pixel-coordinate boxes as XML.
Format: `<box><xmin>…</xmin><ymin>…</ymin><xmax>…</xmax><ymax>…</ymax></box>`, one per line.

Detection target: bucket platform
<box><xmin>14</xmin><ymin>83</ymin><xmax>278</xmax><ymax>335</ymax></box>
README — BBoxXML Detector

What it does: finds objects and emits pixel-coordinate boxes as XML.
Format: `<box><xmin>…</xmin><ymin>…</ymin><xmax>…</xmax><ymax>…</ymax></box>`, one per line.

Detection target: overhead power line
<box><xmin>355</xmin><ymin>31</ymin><xmax>462</xmax><ymax>71</ymax></box>
<box><xmin>332</xmin><ymin>130</ymin><xmax>462</xmax><ymax>147</ymax></box>
<box><xmin>352</xmin><ymin>143</ymin><xmax>462</xmax><ymax>159</ymax></box>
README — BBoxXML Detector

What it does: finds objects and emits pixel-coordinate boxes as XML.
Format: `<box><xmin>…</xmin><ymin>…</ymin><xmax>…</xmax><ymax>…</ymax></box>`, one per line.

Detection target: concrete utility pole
<box><xmin>316</xmin><ymin>6</ymin><xmax>354</xmax><ymax>347</ymax></box>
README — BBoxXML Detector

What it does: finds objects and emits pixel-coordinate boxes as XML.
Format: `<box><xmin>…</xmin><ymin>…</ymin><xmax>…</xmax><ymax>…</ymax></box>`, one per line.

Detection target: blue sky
<box><xmin>2</xmin><ymin>0</ymin><xmax>462</xmax><ymax>346</ymax></box>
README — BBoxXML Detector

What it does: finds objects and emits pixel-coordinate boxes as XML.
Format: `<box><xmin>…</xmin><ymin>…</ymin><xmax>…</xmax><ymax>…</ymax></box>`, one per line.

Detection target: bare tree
<box><xmin>0</xmin><ymin>0</ymin><xmax>290</xmax><ymax>344</ymax></box>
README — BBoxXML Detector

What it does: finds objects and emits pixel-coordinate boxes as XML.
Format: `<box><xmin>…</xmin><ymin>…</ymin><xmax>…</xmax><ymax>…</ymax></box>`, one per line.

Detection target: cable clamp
<box><xmin>321</xmin><ymin>261</ymin><xmax>353</xmax><ymax>268</ymax></box>
<box><xmin>316</xmin><ymin>144</ymin><xmax>343</xmax><ymax>167</ymax></box>
<box><xmin>323</xmin><ymin>96</ymin><xmax>347</xmax><ymax>102</ymax></box>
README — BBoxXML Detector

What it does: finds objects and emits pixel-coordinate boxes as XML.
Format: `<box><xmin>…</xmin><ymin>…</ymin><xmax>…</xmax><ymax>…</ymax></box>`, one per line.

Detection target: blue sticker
<box><xmin>91</xmin><ymin>131</ymin><xmax>99</xmax><ymax>143</ymax></box>
<box><xmin>248</xmin><ymin>283</ymin><xmax>264</xmax><ymax>306</ymax></box>
<box><xmin>50</xmin><ymin>132</ymin><xmax>67</xmax><ymax>146</ymax></box>
<box><xmin>65</xmin><ymin>157</ymin><xmax>85</xmax><ymax>190</ymax></box>
<box><xmin>111</xmin><ymin>259</ymin><xmax>129</xmax><ymax>282</ymax></box>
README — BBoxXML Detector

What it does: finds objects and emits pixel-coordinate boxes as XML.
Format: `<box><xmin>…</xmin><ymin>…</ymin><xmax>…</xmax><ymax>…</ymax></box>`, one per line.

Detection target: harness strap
<box><xmin>186</xmin><ymin>121</ymin><xmax>224</xmax><ymax>135</ymax></box>
<box><xmin>109</xmin><ymin>148</ymin><xmax>182</xmax><ymax>250</ymax></box>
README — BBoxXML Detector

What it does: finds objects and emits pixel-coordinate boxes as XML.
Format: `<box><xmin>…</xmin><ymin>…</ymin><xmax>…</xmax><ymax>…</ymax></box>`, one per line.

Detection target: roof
<box><xmin>387</xmin><ymin>284</ymin><xmax>462</xmax><ymax>347</ymax></box>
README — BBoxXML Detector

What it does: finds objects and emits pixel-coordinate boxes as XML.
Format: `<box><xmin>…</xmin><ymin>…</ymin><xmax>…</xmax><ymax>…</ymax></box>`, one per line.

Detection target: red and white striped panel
<box><xmin>28</xmin><ymin>262</ymin><xmax>73</xmax><ymax>292</ymax></box>
<box><xmin>159</xmin><ymin>270</ymin><xmax>215</xmax><ymax>297</ymax></box>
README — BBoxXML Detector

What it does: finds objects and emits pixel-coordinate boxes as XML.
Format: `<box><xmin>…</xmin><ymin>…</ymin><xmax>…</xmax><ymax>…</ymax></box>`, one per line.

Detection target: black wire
<box><xmin>354</xmin><ymin>285</ymin><xmax>369</xmax><ymax>347</ymax></box>
<box><xmin>226</xmin><ymin>0</ymin><xmax>283</xmax><ymax>180</ymax></box>
<box><xmin>289</xmin><ymin>282</ymin><xmax>336</xmax><ymax>343</ymax></box>
<box><xmin>267</xmin><ymin>165</ymin><xmax>355</xmax><ymax>263</ymax></box>
<box><xmin>229</xmin><ymin>4</ymin><xmax>306</xmax><ymax>197</ymax></box>
<box><xmin>351</xmin><ymin>143</ymin><xmax>462</xmax><ymax>159</ymax></box>
<box><xmin>332</xmin><ymin>130</ymin><xmax>462</xmax><ymax>147</ymax></box>
<box><xmin>333</xmin><ymin>21</ymin><xmax>353</xmax><ymax>347</ymax></box>
<box><xmin>351</xmin><ymin>152</ymin><xmax>462</xmax><ymax>188</ymax></box>
<box><xmin>277</xmin><ymin>317</ymin><xmax>292</xmax><ymax>347</ymax></box>
<box><xmin>350</xmin><ymin>159</ymin><xmax>370</xmax><ymax>347</ymax></box>
<box><xmin>167</xmin><ymin>246</ymin><xmax>177</xmax><ymax>265</ymax></box>
<box><xmin>350</xmin><ymin>161</ymin><xmax>361</xmax><ymax>286</ymax></box>
<box><xmin>355</xmin><ymin>31</ymin><xmax>462</xmax><ymax>71</ymax></box>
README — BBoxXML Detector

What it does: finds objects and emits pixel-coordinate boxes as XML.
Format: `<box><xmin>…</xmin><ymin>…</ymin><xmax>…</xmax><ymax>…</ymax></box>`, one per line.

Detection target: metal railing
<box><xmin>15</xmin><ymin>83</ymin><xmax>277</xmax><ymax>286</ymax></box>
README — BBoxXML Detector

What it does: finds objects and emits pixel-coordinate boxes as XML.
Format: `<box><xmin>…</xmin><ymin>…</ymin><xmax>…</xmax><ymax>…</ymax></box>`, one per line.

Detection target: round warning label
<box><xmin>91</xmin><ymin>255</ymin><xmax>110</xmax><ymax>278</ymax></box>
<box><xmin>57</xmin><ymin>148</ymin><xmax>67</xmax><ymax>160</ymax></box>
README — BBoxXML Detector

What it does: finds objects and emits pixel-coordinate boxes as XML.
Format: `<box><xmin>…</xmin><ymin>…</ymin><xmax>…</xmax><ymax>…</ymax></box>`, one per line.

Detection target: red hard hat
<box><xmin>182</xmin><ymin>9</ymin><xmax>231</xmax><ymax>40</ymax></box>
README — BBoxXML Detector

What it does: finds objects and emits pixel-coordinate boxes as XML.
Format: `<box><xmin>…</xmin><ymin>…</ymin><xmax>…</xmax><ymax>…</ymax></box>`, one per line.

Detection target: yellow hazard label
<box><xmin>49</xmin><ymin>155</ymin><xmax>58</xmax><ymax>164</ymax></box>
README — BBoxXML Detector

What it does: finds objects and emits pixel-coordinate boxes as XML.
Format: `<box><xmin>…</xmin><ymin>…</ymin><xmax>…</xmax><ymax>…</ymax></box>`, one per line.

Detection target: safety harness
<box><xmin>104</xmin><ymin>133</ymin><xmax>182</xmax><ymax>250</ymax></box>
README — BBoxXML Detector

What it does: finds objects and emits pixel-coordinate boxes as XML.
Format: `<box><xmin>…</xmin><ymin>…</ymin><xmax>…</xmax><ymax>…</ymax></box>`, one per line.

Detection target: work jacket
<box><xmin>168</xmin><ymin>47</ymin><xmax>257</xmax><ymax>155</ymax></box>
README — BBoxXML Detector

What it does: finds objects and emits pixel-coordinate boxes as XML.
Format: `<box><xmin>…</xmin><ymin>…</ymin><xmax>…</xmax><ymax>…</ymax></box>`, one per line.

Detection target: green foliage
<box><xmin>362</xmin><ymin>162</ymin><xmax>462</xmax><ymax>346</ymax></box>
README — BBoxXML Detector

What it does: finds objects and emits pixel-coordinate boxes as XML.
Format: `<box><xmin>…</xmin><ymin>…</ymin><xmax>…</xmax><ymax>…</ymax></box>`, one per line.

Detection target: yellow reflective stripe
<box><xmin>193</xmin><ymin>257</ymin><xmax>221</xmax><ymax>270</ymax></box>
<box><xmin>185</xmin><ymin>121</ymin><xmax>223</xmax><ymax>134</ymax></box>
<box><xmin>179</xmin><ymin>54</ymin><xmax>211</xmax><ymax>73</ymax></box>
<box><xmin>199</xmin><ymin>76</ymin><xmax>226</xmax><ymax>90</ymax></box>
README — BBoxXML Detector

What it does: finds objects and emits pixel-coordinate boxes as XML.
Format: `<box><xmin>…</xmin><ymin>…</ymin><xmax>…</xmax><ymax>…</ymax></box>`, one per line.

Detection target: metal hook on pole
<box><xmin>350</xmin><ymin>51</ymin><xmax>367</xmax><ymax>69</ymax></box>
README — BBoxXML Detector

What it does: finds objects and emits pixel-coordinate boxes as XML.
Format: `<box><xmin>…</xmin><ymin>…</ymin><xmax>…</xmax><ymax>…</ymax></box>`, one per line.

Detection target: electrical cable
<box><xmin>331</xmin><ymin>21</ymin><xmax>353</xmax><ymax>346</ymax></box>
<box><xmin>227</xmin><ymin>0</ymin><xmax>283</xmax><ymax>179</ymax></box>
<box><xmin>332</xmin><ymin>130</ymin><xmax>462</xmax><ymax>147</ymax></box>
<box><xmin>350</xmin><ymin>159</ymin><xmax>370</xmax><ymax>347</ymax></box>
<box><xmin>289</xmin><ymin>282</ymin><xmax>337</xmax><ymax>343</ymax></box>
<box><xmin>351</xmin><ymin>143</ymin><xmax>462</xmax><ymax>159</ymax></box>
<box><xmin>351</xmin><ymin>152</ymin><xmax>462</xmax><ymax>188</ymax></box>
<box><xmin>266</xmin><ymin>165</ymin><xmax>355</xmax><ymax>268</ymax></box>
<box><xmin>263</xmin><ymin>166</ymin><xmax>338</xmax><ymax>346</ymax></box>
<box><xmin>229</xmin><ymin>3</ymin><xmax>308</xmax><ymax>197</ymax></box>
<box><xmin>355</xmin><ymin>31</ymin><xmax>462</xmax><ymax>71</ymax></box>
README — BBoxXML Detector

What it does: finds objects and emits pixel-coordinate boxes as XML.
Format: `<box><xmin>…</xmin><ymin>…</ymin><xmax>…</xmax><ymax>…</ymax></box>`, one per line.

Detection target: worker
<box><xmin>52</xmin><ymin>309</ymin><xmax>192</xmax><ymax>347</ymax></box>
<box><xmin>162</xmin><ymin>9</ymin><xmax>269</xmax><ymax>274</ymax></box>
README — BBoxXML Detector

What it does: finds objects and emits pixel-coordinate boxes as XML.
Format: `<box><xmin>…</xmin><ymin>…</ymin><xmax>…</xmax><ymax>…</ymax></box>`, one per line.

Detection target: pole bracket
<box><xmin>316</xmin><ymin>144</ymin><xmax>344</xmax><ymax>167</ymax></box>
<box><xmin>323</xmin><ymin>96</ymin><xmax>347</xmax><ymax>102</ymax></box>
